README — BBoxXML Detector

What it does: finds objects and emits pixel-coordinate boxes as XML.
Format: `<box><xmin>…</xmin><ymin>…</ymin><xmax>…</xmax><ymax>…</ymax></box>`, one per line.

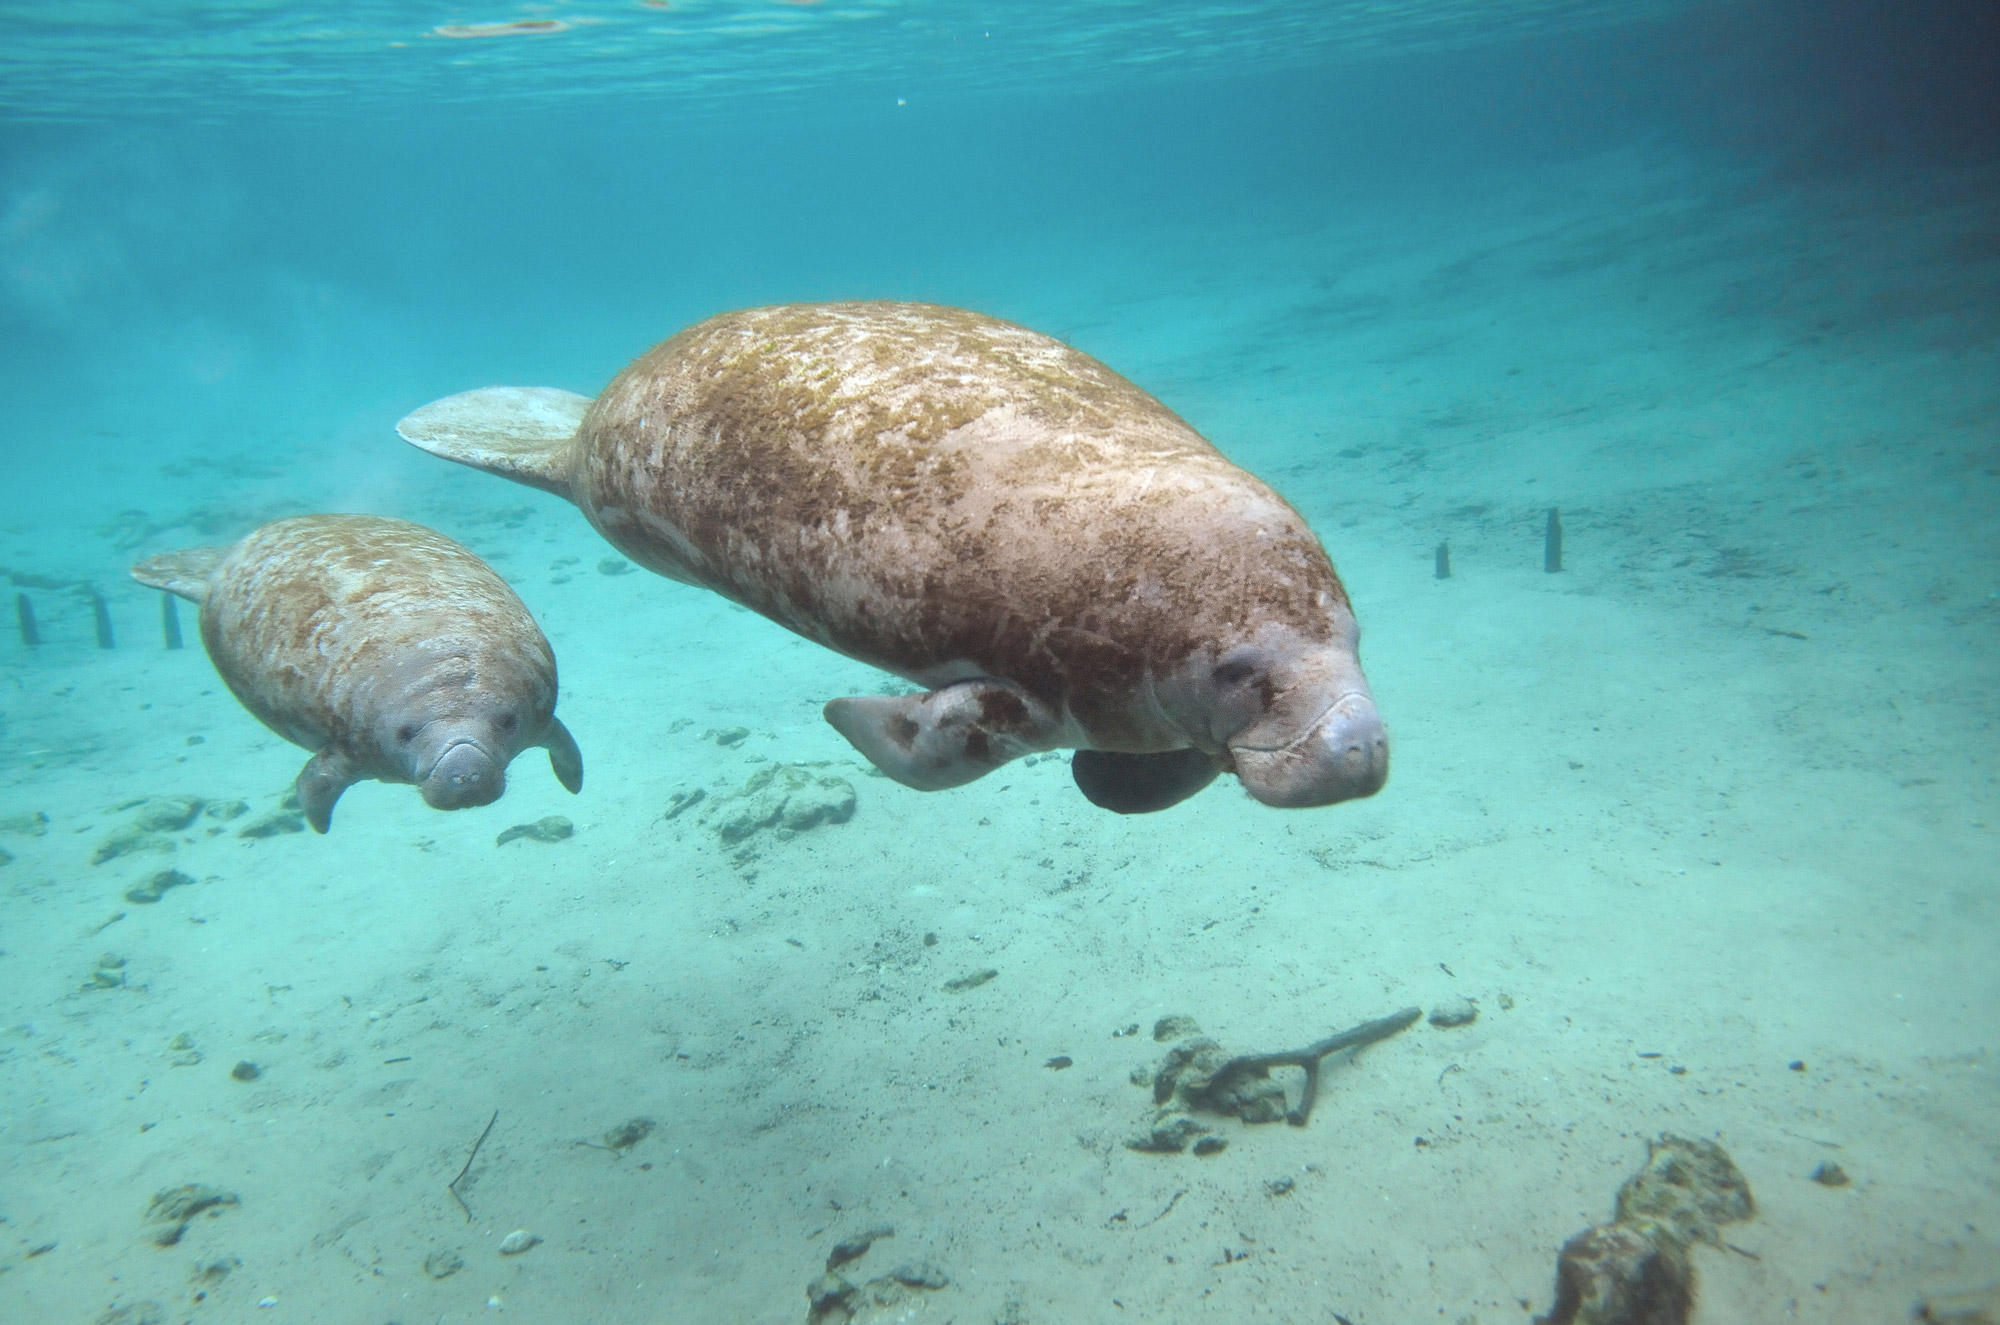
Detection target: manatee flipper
<box><xmin>296</xmin><ymin>748</ymin><xmax>361</xmax><ymax>834</ymax></box>
<box><xmin>130</xmin><ymin>545</ymin><xmax>230</xmax><ymax>603</ymax></box>
<box><xmin>542</xmin><ymin>716</ymin><xmax>584</xmax><ymax>793</ymax></box>
<box><xmin>395</xmin><ymin>387</ymin><xmax>592</xmax><ymax>501</ymax></box>
<box><xmin>1071</xmin><ymin>748</ymin><xmax>1220</xmax><ymax>814</ymax></box>
<box><xmin>824</xmin><ymin>680</ymin><xmax>1060</xmax><ymax>791</ymax></box>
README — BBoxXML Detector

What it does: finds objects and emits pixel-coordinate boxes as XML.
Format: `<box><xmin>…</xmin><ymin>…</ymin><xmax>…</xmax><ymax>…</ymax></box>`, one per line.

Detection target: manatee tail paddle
<box><xmin>130</xmin><ymin>545</ymin><xmax>231</xmax><ymax>602</ymax></box>
<box><xmin>395</xmin><ymin>387</ymin><xmax>593</xmax><ymax>500</ymax></box>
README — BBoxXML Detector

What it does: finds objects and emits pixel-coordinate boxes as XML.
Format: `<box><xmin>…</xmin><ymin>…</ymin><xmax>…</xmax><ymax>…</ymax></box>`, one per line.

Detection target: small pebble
<box><xmin>1045</xmin><ymin>1056</ymin><xmax>1072</xmax><ymax>1070</ymax></box>
<box><xmin>230</xmin><ymin>1061</ymin><xmax>260</xmax><ymax>1081</ymax></box>
<box><xmin>1192</xmin><ymin>1136</ymin><xmax>1228</xmax><ymax>1156</ymax></box>
<box><xmin>1810</xmin><ymin>1161</ymin><xmax>1851</xmax><ymax>1187</ymax></box>
<box><xmin>497</xmin><ymin>1229</ymin><xmax>541</xmax><ymax>1255</ymax></box>
<box><xmin>256</xmin><ymin>1299</ymin><xmax>277</xmax><ymax>1309</ymax></box>
<box><xmin>1428</xmin><ymin>997</ymin><xmax>1478</xmax><ymax>1028</ymax></box>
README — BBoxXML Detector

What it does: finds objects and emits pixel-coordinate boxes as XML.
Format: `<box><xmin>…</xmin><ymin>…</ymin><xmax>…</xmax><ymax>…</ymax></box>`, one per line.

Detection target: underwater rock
<box><xmin>827</xmin><ymin>1225</ymin><xmax>895</xmax><ymax>1271</ymax></box>
<box><xmin>237</xmin><ymin>794</ymin><xmax>306</xmax><ymax>839</ymax></box>
<box><xmin>0</xmin><ymin>809</ymin><xmax>48</xmax><ymax>836</ymax></box>
<box><xmin>203</xmin><ymin>799</ymin><xmax>248</xmax><ymax>822</ymax></box>
<box><xmin>95</xmin><ymin>1303</ymin><xmax>166</xmax><ymax>1325</ymax></box>
<box><xmin>1809</xmin><ymin>1161</ymin><xmax>1850</xmax><ymax>1187</ymax></box>
<box><xmin>806</xmin><ymin>1227</ymin><xmax>948</xmax><ymax>1325</ymax></box>
<box><xmin>167</xmin><ymin>1032</ymin><xmax>202</xmax><ymax>1067</ymax></box>
<box><xmin>90</xmin><ymin>796</ymin><xmax>203</xmax><ymax>864</ymax></box>
<box><xmin>807</xmin><ymin>1272</ymin><xmax>859</xmax><ymax>1325</ymax></box>
<box><xmin>597</xmin><ymin>557</ymin><xmax>631</xmax><ymax>575</ymax></box>
<box><xmin>82</xmin><ymin>952</ymin><xmax>127</xmax><ymax>991</ymax></box>
<box><xmin>1149</xmin><ymin>1035</ymin><xmax>1228</xmax><ymax>1102</ymax></box>
<box><xmin>890</xmin><ymin>1263</ymin><xmax>949</xmax><ymax>1290</ymax></box>
<box><xmin>91</xmin><ymin>824</ymin><xmax>172</xmax><ymax>866</ymax></box>
<box><xmin>1534</xmin><ymin>1135</ymin><xmax>1754</xmax><ymax>1325</ymax></box>
<box><xmin>714</xmin><ymin>763</ymin><xmax>856</xmax><ymax>845</ymax></box>
<box><xmin>496</xmin><ymin>814</ymin><xmax>574</xmax><ymax>846</ymax></box>
<box><xmin>498</xmin><ymin>1228</ymin><xmax>541</xmax><ymax>1255</ymax></box>
<box><xmin>1539</xmin><ymin>1220</ymin><xmax>1693</xmax><ymax>1325</ymax></box>
<box><xmin>942</xmin><ymin>968</ymin><xmax>998</xmax><ymax>993</ymax></box>
<box><xmin>601</xmin><ymin>1117</ymin><xmax>654</xmax><ymax>1151</ymax></box>
<box><xmin>423</xmin><ymin>1248</ymin><xmax>466</xmax><ymax>1279</ymax></box>
<box><xmin>1613</xmin><ymin>1135</ymin><xmax>1754</xmax><ymax>1248</ymax></box>
<box><xmin>1917</xmin><ymin>1284</ymin><xmax>2000</xmax><ymax>1324</ymax></box>
<box><xmin>663</xmin><ymin>787</ymin><xmax>706</xmax><ymax>820</ymax></box>
<box><xmin>1127</xmin><ymin>1113</ymin><xmax>1211</xmax><ymax>1154</ymax></box>
<box><xmin>230</xmin><ymin>1060</ymin><xmax>260</xmax><ymax>1081</ymax></box>
<box><xmin>1428</xmin><ymin>997</ymin><xmax>1478</xmax><ymax>1028</ymax></box>
<box><xmin>134</xmin><ymin>796</ymin><xmax>205</xmax><ymax>833</ymax></box>
<box><xmin>124</xmin><ymin>868</ymin><xmax>195</xmax><ymax>904</ymax></box>
<box><xmin>145</xmin><ymin>1184</ymin><xmax>238</xmax><ymax>1246</ymax></box>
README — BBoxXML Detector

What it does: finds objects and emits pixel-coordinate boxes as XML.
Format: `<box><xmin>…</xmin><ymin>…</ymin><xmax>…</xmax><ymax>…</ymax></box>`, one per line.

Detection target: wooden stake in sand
<box><xmin>161</xmin><ymin>592</ymin><xmax>184</xmax><ymax>650</ymax></box>
<box><xmin>90</xmin><ymin>591</ymin><xmax>114</xmax><ymax>648</ymax></box>
<box><xmin>448</xmin><ymin>1110</ymin><xmax>498</xmax><ymax>1222</ymax></box>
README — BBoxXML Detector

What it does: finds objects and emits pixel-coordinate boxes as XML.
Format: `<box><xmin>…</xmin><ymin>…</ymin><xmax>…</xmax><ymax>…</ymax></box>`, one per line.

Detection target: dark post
<box><xmin>15</xmin><ymin>593</ymin><xmax>38</xmax><ymax>647</ymax></box>
<box><xmin>1544</xmin><ymin>508</ymin><xmax>1563</xmax><ymax>573</ymax></box>
<box><xmin>91</xmin><ymin>592</ymin><xmax>115</xmax><ymax>649</ymax></box>
<box><xmin>1434</xmin><ymin>541</ymin><xmax>1450</xmax><ymax>580</ymax></box>
<box><xmin>161</xmin><ymin>592</ymin><xmax>184</xmax><ymax>649</ymax></box>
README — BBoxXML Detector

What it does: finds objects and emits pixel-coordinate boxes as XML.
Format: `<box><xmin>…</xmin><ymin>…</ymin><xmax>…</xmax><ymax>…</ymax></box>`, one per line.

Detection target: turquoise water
<box><xmin>3</xmin><ymin>3</ymin><xmax>1997</xmax><ymax>1322</ymax></box>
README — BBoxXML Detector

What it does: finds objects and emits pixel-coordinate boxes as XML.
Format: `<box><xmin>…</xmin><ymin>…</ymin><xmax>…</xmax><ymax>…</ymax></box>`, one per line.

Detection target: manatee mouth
<box><xmin>419</xmin><ymin>739</ymin><xmax>506</xmax><ymax>811</ymax></box>
<box><xmin>1229</xmin><ymin>692</ymin><xmax>1388</xmax><ymax>808</ymax></box>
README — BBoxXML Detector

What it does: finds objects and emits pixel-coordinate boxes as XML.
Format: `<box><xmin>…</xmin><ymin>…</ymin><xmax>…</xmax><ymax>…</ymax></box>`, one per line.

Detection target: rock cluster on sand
<box><xmin>1536</xmin><ymin>1134</ymin><xmax>1754</xmax><ymax>1325</ymax></box>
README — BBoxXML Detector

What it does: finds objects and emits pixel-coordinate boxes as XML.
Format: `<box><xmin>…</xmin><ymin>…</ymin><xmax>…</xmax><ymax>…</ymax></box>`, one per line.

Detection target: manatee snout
<box><xmin>1231</xmin><ymin>692</ymin><xmax>1388</xmax><ymax>809</ymax></box>
<box><xmin>418</xmin><ymin>739</ymin><xmax>506</xmax><ymax>811</ymax></box>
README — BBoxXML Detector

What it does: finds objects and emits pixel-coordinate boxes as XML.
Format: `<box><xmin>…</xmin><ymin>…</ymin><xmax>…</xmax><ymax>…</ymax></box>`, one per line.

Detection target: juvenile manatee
<box><xmin>398</xmin><ymin>302</ymin><xmax>1383</xmax><ymax>813</ymax></box>
<box><xmin>133</xmin><ymin>515</ymin><xmax>582</xmax><ymax>832</ymax></box>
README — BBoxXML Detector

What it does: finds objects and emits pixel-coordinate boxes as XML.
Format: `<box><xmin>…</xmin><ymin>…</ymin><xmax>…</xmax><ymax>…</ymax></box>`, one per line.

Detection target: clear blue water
<box><xmin>2</xmin><ymin>3</ymin><xmax>1997</xmax><ymax>1322</ymax></box>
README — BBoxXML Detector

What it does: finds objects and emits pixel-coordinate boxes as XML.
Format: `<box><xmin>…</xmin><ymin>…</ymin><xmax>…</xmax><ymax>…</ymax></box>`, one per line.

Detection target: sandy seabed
<box><xmin>2</xmin><ymin>148</ymin><xmax>1996</xmax><ymax>1324</ymax></box>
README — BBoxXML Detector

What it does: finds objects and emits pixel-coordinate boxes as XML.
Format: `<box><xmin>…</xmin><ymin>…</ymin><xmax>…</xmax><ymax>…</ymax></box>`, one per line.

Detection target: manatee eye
<box><xmin>396</xmin><ymin>725</ymin><xmax>417</xmax><ymax>743</ymax></box>
<box><xmin>497</xmin><ymin>713</ymin><xmax>518</xmax><ymax>732</ymax></box>
<box><xmin>1213</xmin><ymin>660</ymin><xmax>1258</xmax><ymax>687</ymax></box>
